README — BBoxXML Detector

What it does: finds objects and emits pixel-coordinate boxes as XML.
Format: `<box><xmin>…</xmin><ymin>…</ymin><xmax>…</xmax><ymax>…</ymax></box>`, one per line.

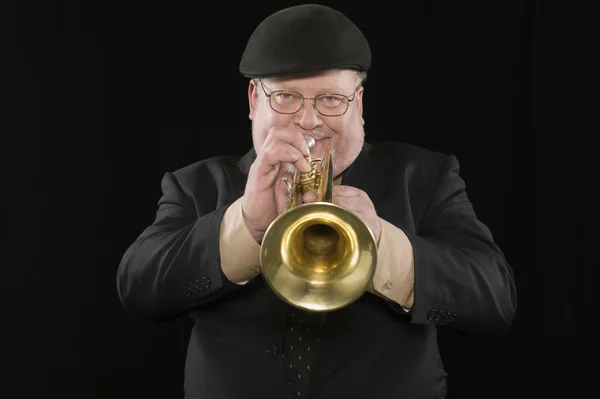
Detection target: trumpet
<box><xmin>260</xmin><ymin>136</ymin><xmax>377</xmax><ymax>312</ymax></box>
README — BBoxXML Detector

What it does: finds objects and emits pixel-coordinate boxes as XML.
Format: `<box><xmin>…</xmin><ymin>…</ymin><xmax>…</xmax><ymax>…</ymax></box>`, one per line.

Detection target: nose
<box><xmin>294</xmin><ymin>100</ymin><xmax>322</xmax><ymax>130</ymax></box>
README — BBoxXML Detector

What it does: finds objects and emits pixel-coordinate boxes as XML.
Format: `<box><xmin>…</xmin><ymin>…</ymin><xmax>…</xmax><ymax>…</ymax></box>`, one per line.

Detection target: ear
<box><xmin>248</xmin><ymin>80</ymin><xmax>260</xmax><ymax>120</ymax></box>
<box><xmin>355</xmin><ymin>85</ymin><xmax>365</xmax><ymax>125</ymax></box>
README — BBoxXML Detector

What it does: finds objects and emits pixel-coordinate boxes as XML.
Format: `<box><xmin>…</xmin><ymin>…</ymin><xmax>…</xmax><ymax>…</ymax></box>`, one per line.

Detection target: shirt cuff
<box><xmin>219</xmin><ymin>198</ymin><xmax>262</xmax><ymax>284</ymax></box>
<box><xmin>368</xmin><ymin>218</ymin><xmax>415</xmax><ymax>309</ymax></box>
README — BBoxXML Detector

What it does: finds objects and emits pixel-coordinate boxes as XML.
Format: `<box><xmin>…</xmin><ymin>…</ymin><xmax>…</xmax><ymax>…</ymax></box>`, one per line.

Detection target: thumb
<box><xmin>303</xmin><ymin>190</ymin><xmax>317</xmax><ymax>203</ymax></box>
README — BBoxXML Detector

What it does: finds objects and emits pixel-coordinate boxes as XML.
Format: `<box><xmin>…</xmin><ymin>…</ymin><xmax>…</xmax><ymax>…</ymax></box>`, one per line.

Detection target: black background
<box><xmin>6</xmin><ymin>0</ymin><xmax>592</xmax><ymax>398</ymax></box>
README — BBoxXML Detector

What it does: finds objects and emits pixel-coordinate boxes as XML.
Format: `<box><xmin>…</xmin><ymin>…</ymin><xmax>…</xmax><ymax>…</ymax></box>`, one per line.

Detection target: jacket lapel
<box><xmin>340</xmin><ymin>142</ymin><xmax>391</xmax><ymax>212</ymax></box>
<box><xmin>222</xmin><ymin>148</ymin><xmax>256</xmax><ymax>204</ymax></box>
<box><xmin>236</xmin><ymin>147</ymin><xmax>256</xmax><ymax>177</ymax></box>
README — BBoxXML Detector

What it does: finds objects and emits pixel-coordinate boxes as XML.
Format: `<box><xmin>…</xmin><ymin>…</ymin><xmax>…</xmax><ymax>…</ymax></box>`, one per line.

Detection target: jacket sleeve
<box><xmin>396</xmin><ymin>154</ymin><xmax>517</xmax><ymax>337</ymax></box>
<box><xmin>116</xmin><ymin>171</ymin><xmax>245</xmax><ymax>322</ymax></box>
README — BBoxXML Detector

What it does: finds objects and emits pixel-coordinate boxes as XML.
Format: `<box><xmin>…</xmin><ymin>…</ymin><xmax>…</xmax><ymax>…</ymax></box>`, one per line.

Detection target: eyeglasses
<box><xmin>259</xmin><ymin>79</ymin><xmax>358</xmax><ymax>117</ymax></box>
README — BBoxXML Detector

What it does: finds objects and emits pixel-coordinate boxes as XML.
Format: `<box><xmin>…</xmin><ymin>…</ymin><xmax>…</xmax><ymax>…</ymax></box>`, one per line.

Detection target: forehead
<box><xmin>264</xmin><ymin>69</ymin><xmax>358</xmax><ymax>94</ymax></box>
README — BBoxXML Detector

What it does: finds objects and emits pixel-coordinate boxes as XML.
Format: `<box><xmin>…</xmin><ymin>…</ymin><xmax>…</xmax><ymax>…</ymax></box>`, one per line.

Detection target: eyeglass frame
<box><xmin>257</xmin><ymin>79</ymin><xmax>361</xmax><ymax>117</ymax></box>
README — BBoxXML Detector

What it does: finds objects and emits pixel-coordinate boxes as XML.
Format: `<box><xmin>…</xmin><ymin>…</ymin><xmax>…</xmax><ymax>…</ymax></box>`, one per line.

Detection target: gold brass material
<box><xmin>260</xmin><ymin>136</ymin><xmax>377</xmax><ymax>312</ymax></box>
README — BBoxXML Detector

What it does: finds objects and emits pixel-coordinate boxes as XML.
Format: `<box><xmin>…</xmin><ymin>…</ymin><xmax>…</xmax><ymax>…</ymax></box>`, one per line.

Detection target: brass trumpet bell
<box><xmin>260</xmin><ymin>137</ymin><xmax>377</xmax><ymax>312</ymax></box>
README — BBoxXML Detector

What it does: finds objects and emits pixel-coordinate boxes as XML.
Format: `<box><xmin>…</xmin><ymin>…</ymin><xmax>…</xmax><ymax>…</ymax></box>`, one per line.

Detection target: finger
<box><xmin>334</xmin><ymin>193</ymin><xmax>375</xmax><ymax>215</ymax></box>
<box><xmin>302</xmin><ymin>189</ymin><xmax>318</xmax><ymax>203</ymax></box>
<box><xmin>333</xmin><ymin>194</ymin><xmax>356</xmax><ymax>210</ymax></box>
<box><xmin>282</xmin><ymin>126</ymin><xmax>313</xmax><ymax>157</ymax></box>
<box><xmin>264</xmin><ymin>128</ymin><xmax>312</xmax><ymax>172</ymax></box>
<box><xmin>333</xmin><ymin>185</ymin><xmax>362</xmax><ymax>198</ymax></box>
<box><xmin>284</xmin><ymin>148</ymin><xmax>311</xmax><ymax>173</ymax></box>
<box><xmin>264</xmin><ymin>127</ymin><xmax>312</xmax><ymax>158</ymax></box>
<box><xmin>276</xmin><ymin>162</ymin><xmax>295</xmax><ymax>179</ymax></box>
<box><xmin>258</xmin><ymin>144</ymin><xmax>311</xmax><ymax>175</ymax></box>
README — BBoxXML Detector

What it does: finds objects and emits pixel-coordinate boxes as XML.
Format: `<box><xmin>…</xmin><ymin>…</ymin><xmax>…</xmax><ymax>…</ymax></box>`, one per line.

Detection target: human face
<box><xmin>248</xmin><ymin>69</ymin><xmax>365</xmax><ymax>178</ymax></box>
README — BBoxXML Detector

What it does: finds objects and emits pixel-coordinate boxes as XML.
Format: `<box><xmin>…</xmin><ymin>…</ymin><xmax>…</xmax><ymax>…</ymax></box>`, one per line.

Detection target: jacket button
<box><xmin>266</xmin><ymin>344</ymin><xmax>278</xmax><ymax>356</ymax></box>
<box><xmin>427</xmin><ymin>309</ymin><xmax>441</xmax><ymax>322</ymax></box>
<box><xmin>441</xmin><ymin>311</ymin><xmax>455</xmax><ymax>323</ymax></box>
<box><xmin>200</xmin><ymin>277</ymin><xmax>211</xmax><ymax>288</ymax></box>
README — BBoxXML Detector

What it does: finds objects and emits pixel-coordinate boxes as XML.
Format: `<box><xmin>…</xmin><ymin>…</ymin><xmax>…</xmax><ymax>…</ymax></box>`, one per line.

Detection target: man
<box><xmin>116</xmin><ymin>4</ymin><xmax>517</xmax><ymax>399</ymax></box>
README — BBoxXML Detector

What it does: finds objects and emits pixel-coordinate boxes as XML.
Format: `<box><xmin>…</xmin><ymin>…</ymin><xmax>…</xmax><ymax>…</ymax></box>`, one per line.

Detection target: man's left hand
<box><xmin>303</xmin><ymin>185</ymin><xmax>382</xmax><ymax>244</ymax></box>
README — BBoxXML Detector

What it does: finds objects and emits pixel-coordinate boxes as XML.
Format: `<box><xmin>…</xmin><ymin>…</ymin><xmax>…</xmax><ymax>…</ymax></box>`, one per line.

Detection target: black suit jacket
<box><xmin>117</xmin><ymin>141</ymin><xmax>517</xmax><ymax>399</ymax></box>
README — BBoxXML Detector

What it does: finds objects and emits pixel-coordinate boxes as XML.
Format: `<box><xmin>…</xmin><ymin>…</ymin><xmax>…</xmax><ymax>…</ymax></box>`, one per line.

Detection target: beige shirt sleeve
<box><xmin>219</xmin><ymin>198</ymin><xmax>262</xmax><ymax>284</ymax></box>
<box><xmin>367</xmin><ymin>218</ymin><xmax>415</xmax><ymax>310</ymax></box>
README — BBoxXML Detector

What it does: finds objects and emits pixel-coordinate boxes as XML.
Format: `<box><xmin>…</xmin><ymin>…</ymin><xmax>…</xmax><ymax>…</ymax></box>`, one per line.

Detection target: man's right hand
<box><xmin>241</xmin><ymin>127</ymin><xmax>312</xmax><ymax>244</ymax></box>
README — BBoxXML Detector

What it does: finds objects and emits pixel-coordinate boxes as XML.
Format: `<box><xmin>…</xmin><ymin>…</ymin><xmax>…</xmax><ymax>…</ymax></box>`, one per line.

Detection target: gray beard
<box><xmin>330</xmin><ymin>130</ymin><xmax>365</xmax><ymax>179</ymax></box>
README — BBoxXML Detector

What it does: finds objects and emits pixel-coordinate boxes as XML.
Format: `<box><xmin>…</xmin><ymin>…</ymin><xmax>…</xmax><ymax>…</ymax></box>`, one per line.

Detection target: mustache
<box><xmin>307</xmin><ymin>133</ymin><xmax>331</xmax><ymax>140</ymax></box>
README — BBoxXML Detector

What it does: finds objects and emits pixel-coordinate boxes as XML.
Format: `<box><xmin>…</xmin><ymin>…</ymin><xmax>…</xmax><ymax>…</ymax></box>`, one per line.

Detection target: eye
<box><xmin>274</xmin><ymin>91</ymin><xmax>300</xmax><ymax>104</ymax></box>
<box><xmin>317</xmin><ymin>95</ymin><xmax>344</xmax><ymax>108</ymax></box>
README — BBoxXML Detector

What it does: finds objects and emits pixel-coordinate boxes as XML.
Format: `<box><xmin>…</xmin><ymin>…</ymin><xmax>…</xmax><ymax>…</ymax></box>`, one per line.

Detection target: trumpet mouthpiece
<box><xmin>304</xmin><ymin>136</ymin><xmax>316</xmax><ymax>152</ymax></box>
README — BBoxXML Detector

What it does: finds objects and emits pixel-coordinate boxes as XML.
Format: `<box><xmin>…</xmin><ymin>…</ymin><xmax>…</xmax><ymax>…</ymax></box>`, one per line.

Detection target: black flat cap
<box><xmin>239</xmin><ymin>4</ymin><xmax>371</xmax><ymax>78</ymax></box>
